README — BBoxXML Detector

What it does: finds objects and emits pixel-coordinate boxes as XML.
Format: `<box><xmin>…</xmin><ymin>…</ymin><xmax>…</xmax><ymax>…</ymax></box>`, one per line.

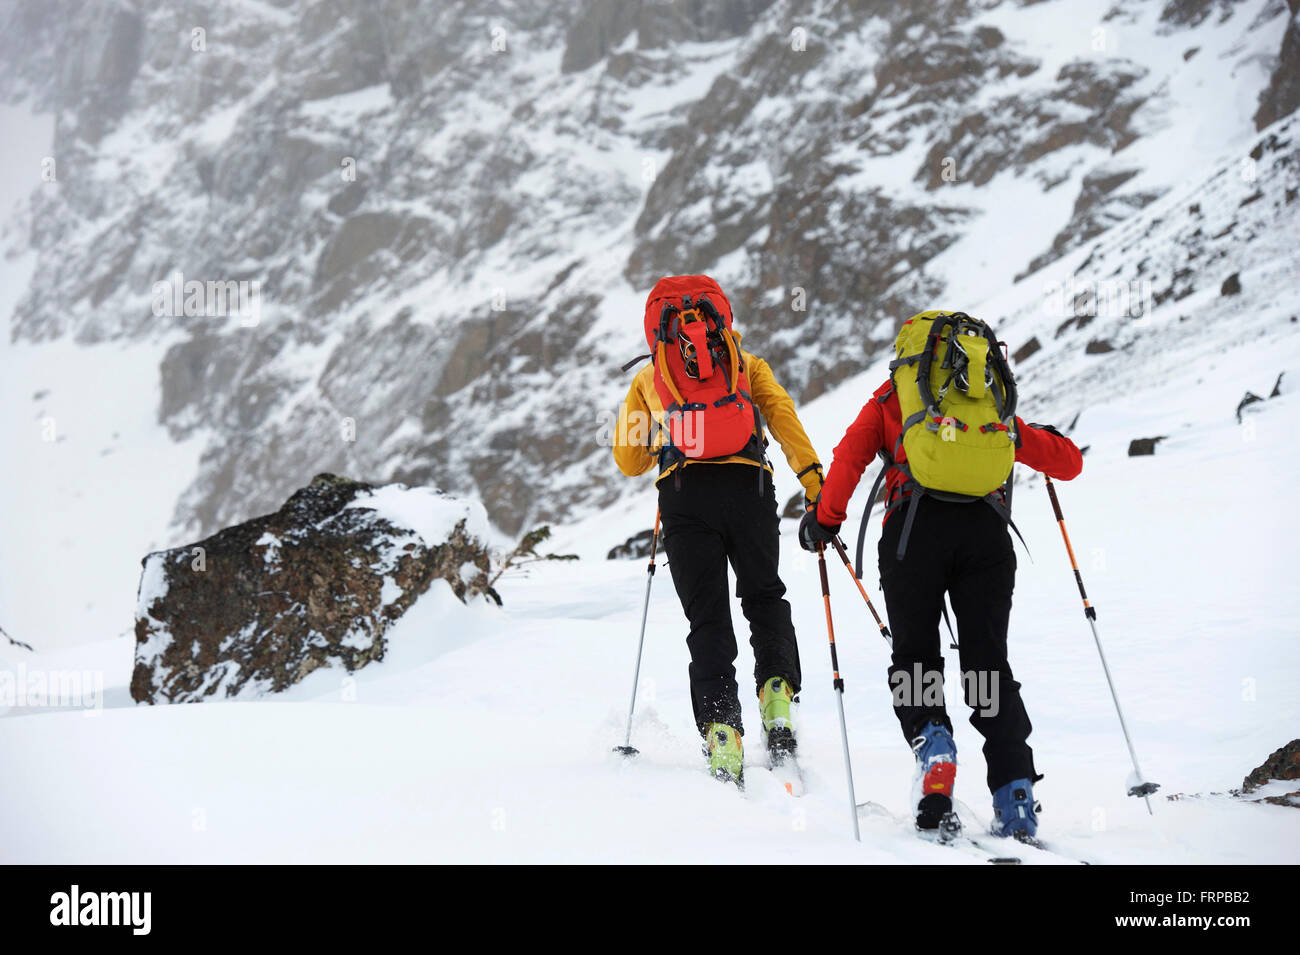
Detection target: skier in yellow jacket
<box><xmin>613</xmin><ymin>274</ymin><xmax>823</xmax><ymax>784</ymax></box>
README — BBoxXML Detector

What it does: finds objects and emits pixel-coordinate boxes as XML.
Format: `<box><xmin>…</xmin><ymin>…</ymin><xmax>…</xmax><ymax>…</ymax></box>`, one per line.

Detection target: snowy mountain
<box><xmin>1</xmin><ymin>0</ymin><xmax>1298</xmax><ymax>864</ymax></box>
<box><xmin>4</xmin><ymin>108</ymin><xmax>1299</xmax><ymax>862</ymax></box>
<box><xmin>1</xmin><ymin>0</ymin><xmax>1294</xmax><ymax>547</ymax></box>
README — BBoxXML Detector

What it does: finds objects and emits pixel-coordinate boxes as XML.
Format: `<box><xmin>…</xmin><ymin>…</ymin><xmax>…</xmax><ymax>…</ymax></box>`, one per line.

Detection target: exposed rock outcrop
<box><xmin>1255</xmin><ymin>2</ymin><xmax>1300</xmax><ymax>131</ymax></box>
<box><xmin>1020</xmin><ymin>165</ymin><xmax>1165</xmax><ymax>278</ymax></box>
<box><xmin>1241</xmin><ymin>739</ymin><xmax>1300</xmax><ymax>807</ymax></box>
<box><xmin>1127</xmin><ymin>436</ymin><xmax>1165</xmax><ymax>456</ymax></box>
<box><xmin>131</xmin><ymin>474</ymin><xmax>495</xmax><ymax>704</ymax></box>
<box><xmin>607</xmin><ymin>528</ymin><xmax>656</xmax><ymax>560</ymax></box>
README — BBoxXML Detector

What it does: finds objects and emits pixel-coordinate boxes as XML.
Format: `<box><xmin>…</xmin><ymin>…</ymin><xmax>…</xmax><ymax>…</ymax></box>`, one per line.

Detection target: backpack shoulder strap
<box><xmin>854</xmin><ymin>452</ymin><xmax>894</xmax><ymax>579</ymax></box>
<box><xmin>850</xmin><ymin>386</ymin><xmax>907</xmax><ymax>576</ymax></box>
<box><xmin>983</xmin><ymin>490</ymin><xmax>1031</xmax><ymax>560</ymax></box>
<box><xmin>894</xmin><ymin>487</ymin><xmax>925</xmax><ymax>561</ymax></box>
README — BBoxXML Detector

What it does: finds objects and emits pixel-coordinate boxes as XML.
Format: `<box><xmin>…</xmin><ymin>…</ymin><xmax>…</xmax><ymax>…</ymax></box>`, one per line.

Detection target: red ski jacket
<box><xmin>817</xmin><ymin>379</ymin><xmax>1084</xmax><ymax>528</ymax></box>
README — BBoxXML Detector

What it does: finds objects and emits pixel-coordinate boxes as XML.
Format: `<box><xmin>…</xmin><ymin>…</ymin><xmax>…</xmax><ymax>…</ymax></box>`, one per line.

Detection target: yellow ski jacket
<box><xmin>613</xmin><ymin>340</ymin><xmax>824</xmax><ymax>504</ymax></box>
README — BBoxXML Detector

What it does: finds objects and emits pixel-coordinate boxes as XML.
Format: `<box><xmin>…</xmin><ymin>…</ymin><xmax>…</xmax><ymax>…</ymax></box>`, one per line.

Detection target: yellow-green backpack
<box><xmin>892</xmin><ymin>309</ymin><xmax>1018</xmax><ymax>497</ymax></box>
<box><xmin>854</xmin><ymin>310</ymin><xmax>1022</xmax><ymax>571</ymax></box>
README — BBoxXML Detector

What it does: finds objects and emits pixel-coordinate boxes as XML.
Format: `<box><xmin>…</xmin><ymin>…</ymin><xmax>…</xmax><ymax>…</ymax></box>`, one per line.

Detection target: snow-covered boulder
<box><xmin>130</xmin><ymin>473</ymin><xmax>496</xmax><ymax>704</ymax></box>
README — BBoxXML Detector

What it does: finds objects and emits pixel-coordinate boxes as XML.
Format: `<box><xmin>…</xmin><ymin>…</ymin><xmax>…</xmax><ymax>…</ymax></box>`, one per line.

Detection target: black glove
<box><xmin>798</xmin><ymin>507</ymin><xmax>840</xmax><ymax>552</ymax></box>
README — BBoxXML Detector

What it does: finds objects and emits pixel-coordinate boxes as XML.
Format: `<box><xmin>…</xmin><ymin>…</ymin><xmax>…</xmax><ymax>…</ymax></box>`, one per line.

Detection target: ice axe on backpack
<box><xmin>615</xmin><ymin>509</ymin><xmax>661</xmax><ymax>757</ymax></box>
<box><xmin>1044</xmin><ymin>476</ymin><xmax>1160</xmax><ymax>813</ymax></box>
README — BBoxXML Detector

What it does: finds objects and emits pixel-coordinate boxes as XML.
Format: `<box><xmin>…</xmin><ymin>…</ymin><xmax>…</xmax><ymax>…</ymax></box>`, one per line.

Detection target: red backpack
<box><xmin>629</xmin><ymin>275</ymin><xmax>760</xmax><ymax>467</ymax></box>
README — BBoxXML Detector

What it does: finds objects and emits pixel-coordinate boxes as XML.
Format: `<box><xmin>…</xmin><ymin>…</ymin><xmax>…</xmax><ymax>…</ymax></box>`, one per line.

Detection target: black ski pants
<box><xmin>878</xmin><ymin>494</ymin><xmax>1038</xmax><ymax>792</ymax></box>
<box><xmin>659</xmin><ymin>464</ymin><xmax>801</xmax><ymax>738</ymax></box>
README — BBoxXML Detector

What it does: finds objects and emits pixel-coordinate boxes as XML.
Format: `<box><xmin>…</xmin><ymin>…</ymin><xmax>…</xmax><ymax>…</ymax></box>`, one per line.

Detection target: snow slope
<box><xmin>2</xmin><ymin>6</ymin><xmax>1298</xmax><ymax>865</ymax></box>
<box><xmin>0</xmin><ymin>100</ymin><xmax>205</xmax><ymax>652</ymax></box>
<box><xmin>2</xmin><ymin>391</ymin><xmax>1296</xmax><ymax>863</ymax></box>
<box><xmin>3</xmin><ymin>244</ymin><xmax>1297</xmax><ymax>862</ymax></box>
<box><xmin>0</xmin><ymin>338</ymin><xmax>206</xmax><ymax>651</ymax></box>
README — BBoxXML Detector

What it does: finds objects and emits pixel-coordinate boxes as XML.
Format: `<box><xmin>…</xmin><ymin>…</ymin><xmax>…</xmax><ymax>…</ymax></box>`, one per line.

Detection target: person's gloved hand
<box><xmin>797</xmin><ymin>463</ymin><xmax>824</xmax><ymax>512</ymax></box>
<box><xmin>798</xmin><ymin>506</ymin><xmax>840</xmax><ymax>552</ymax></box>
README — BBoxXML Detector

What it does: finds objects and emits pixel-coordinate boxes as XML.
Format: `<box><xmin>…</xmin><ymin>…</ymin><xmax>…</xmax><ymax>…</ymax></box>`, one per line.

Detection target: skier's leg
<box><xmin>877</xmin><ymin>497</ymin><xmax>951</xmax><ymax>742</ymax></box>
<box><xmin>947</xmin><ymin>506</ymin><xmax>1038</xmax><ymax>793</ymax></box>
<box><xmin>880</xmin><ymin>496</ymin><xmax>960</xmax><ymax>830</ymax></box>
<box><xmin>724</xmin><ymin>467</ymin><xmax>801</xmax><ymax>696</ymax></box>
<box><xmin>659</xmin><ymin>471</ymin><xmax>744</xmax><ymax>738</ymax></box>
<box><xmin>722</xmin><ymin>466</ymin><xmax>800</xmax><ymax>759</ymax></box>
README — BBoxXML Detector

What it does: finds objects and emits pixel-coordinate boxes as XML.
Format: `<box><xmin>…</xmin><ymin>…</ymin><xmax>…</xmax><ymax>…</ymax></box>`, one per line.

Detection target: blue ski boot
<box><xmin>910</xmin><ymin>721</ymin><xmax>959</xmax><ymax>839</ymax></box>
<box><xmin>991</xmin><ymin>778</ymin><xmax>1040</xmax><ymax>842</ymax></box>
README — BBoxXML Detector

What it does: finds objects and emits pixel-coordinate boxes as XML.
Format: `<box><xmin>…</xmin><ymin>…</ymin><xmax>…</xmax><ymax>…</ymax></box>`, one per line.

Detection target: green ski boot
<box><xmin>704</xmin><ymin>722</ymin><xmax>744</xmax><ymax>787</ymax></box>
<box><xmin>759</xmin><ymin>676</ymin><xmax>797</xmax><ymax>762</ymax></box>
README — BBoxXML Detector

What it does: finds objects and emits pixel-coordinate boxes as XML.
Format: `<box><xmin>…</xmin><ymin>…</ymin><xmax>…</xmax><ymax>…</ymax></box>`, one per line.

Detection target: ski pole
<box><xmin>1044</xmin><ymin>477</ymin><xmax>1159</xmax><ymax>813</ymax></box>
<box><xmin>829</xmin><ymin>536</ymin><xmax>892</xmax><ymax>649</ymax></box>
<box><xmin>816</xmin><ymin>543</ymin><xmax>861</xmax><ymax>841</ymax></box>
<box><xmin>615</xmin><ymin>510</ymin><xmax>661</xmax><ymax>757</ymax></box>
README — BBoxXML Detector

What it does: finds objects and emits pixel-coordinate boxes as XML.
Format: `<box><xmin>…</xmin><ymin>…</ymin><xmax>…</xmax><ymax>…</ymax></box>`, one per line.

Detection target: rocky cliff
<box><xmin>1</xmin><ymin>0</ymin><xmax>1294</xmax><ymax>539</ymax></box>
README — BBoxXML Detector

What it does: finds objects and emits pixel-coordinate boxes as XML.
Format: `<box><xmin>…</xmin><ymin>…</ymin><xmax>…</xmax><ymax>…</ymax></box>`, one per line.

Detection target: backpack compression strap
<box><xmin>721</xmin><ymin>327</ymin><xmax>741</xmax><ymax>394</ymax></box>
<box><xmin>652</xmin><ymin>303</ymin><xmax>688</xmax><ymax>407</ymax></box>
<box><xmin>654</xmin><ymin>339</ymin><xmax>687</xmax><ymax>407</ymax></box>
<box><xmin>910</xmin><ymin>312</ymin><xmax>1019</xmax><ymax>430</ymax></box>
<box><xmin>697</xmin><ymin>295</ymin><xmax>741</xmax><ymax>396</ymax></box>
<box><xmin>914</xmin><ymin>312</ymin><xmax>957</xmax><ymax>421</ymax></box>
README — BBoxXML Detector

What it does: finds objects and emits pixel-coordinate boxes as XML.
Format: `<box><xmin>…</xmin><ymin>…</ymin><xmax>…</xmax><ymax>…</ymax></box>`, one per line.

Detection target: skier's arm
<box><xmin>612</xmin><ymin>370</ymin><xmax>657</xmax><ymax>477</ymax></box>
<box><xmin>747</xmin><ymin>355</ymin><xmax>824</xmax><ymax>503</ymax></box>
<box><xmin>816</xmin><ymin>392</ymin><xmax>887</xmax><ymax>527</ymax></box>
<box><xmin>1013</xmin><ymin>418</ymin><xmax>1083</xmax><ymax>480</ymax></box>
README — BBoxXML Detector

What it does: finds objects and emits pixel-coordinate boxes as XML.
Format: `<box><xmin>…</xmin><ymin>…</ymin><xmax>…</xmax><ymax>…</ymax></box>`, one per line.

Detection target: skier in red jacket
<box><xmin>800</xmin><ymin>376</ymin><xmax>1083</xmax><ymax>841</ymax></box>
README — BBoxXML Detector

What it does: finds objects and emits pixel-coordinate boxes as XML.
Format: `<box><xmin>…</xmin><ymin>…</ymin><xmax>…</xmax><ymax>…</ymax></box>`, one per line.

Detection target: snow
<box><xmin>915</xmin><ymin>0</ymin><xmax>1288</xmax><ymax>308</ymax></box>
<box><xmin>0</xmin><ymin>338</ymin><xmax>206</xmax><ymax>651</ymax></box>
<box><xmin>345</xmin><ymin>482</ymin><xmax>490</xmax><ymax>546</ymax></box>
<box><xmin>0</xmin><ymin>102</ymin><xmax>53</xmax><ymax>226</ymax></box>
<box><xmin>0</xmin><ymin>1</ymin><xmax>1297</xmax><ymax>864</ymax></box>
<box><xmin>135</xmin><ymin>553</ymin><xmax>171</xmax><ymax>619</ymax></box>
<box><xmin>3</xmin><ymin>328</ymin><xmax>1297</xmax><ymax>859</ymax></box>
<box><xmin>338</xmin><ymin>627</ymin><xmax>375</xmax><ymax>651</ymax></box>
<box><xmin>299</xmin><ymin>83</ymin><xmax>394</xmax><ymax>121</ymax></box>
<box><xmin>0</xmin><ymin>100</ymin><xmax>207</xmax><ymax>654</ymax></box>
<box><xmin>254</xmin><ymin>531</ymin><xmax>282</xmax><ymax>567</ymax></box>
<box><xmin>379</xmin><ymin>575</ymin><xmax>402</xmax><ymax>608</ymax></box>
<box><xmin>190</xmin><ymin>99</ymin><xmax>247</xmax><ymax>148</ymax></box>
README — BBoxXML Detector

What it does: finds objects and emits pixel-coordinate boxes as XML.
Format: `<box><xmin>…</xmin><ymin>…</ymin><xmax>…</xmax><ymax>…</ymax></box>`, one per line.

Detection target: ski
<box><xmin>766</xmin><ymin>754</ymin><xmax>806</xmax><ymax>796</ymax></box>
<box><xmin>951</xmin><ymin>799</ymin><xmax>1091</xmax><ymax>865</ymax></box>
<box><xmin>927</xmin><ymin>810</ymin><xmax>1024</xmax><ymax>865</ymax></box>
<box><xmin>857</xmin><ymin>801</ymin><xmax>1021</xmax><ymax>864</ymax></box>
<box><xmin>965</xmin><ymin>831</ymin><xmax>1090</xmax><ymax>865</ymax></box>
<box><xmin>760</xmin><ymin>723</ymin><xmax>804</xmax><ymax>796</ymax></box>
<box><xmin>926</xmin><ymin>833</ymin><xmax>1023</xmax><ymax>865</ymax></box>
